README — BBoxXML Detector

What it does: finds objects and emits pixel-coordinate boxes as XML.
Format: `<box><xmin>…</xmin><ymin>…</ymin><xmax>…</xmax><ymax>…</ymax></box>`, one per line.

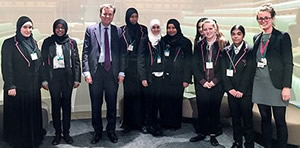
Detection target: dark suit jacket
<box><xmin>221</xmin><ymin>42</ymin><xmax>253</xmax><ymax>96</ymax></box>
<box><xmin>250</xmin><ymin>28</ymin><xmax>293</xmax><ymax>89</ymax></box>
<box><xmin>82</xmin><ymin>23</ymin><xmax>124</xmax><ymax>83</ymax></box>
<box><xmin>41</xmin><ymin>37</ymin><xmax>81</xmax><ymax>85</ymax></box>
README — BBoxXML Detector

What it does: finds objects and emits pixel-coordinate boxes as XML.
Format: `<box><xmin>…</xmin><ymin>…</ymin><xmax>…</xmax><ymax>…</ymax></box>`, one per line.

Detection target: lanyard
<box><xmin>228</xmin><ymin>49</ymin><xmax>236</xmax><ymax>70</ymax></box>
<box><xmin>227</xmin><ymin>44</ymin><xmax>247</xmax><ymax>72</ymax></box>
<box><xmin>260</xmin><ymin>34</ymin><xmax>271</xmax><ymax>58</ymax></box>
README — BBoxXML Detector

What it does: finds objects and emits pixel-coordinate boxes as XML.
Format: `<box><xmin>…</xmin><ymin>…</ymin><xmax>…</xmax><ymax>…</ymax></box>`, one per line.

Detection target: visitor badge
<box><xmin>226</xmin><ymin>69</ymin><xmax>233</xmax><ymax>77</ymax></box>
<box><xmin>206</xmin><ymin>62</ymin><xmax>213</xmax><ymax>69</ymax></box>
<box><xmin>164</xmin><ymin>49</ymin><xmax>170</xmax><ymax>57</ymax></box>
<box><xmin>257</xmin><ymin>61</ymin><xmax>265</xmax><ymax>68</ymax></box>
<box><xmin>128</xmin><ymin>44</ymin><xmax>133</xmax><ymax>51</ymax></box>
<box><xmin>31</xmin><ymin>53</ymin><xmax>38</xmax><ymax>61</ymax></box>
<box><xmin>261</xmin><ymin>58</ymin><xmax>267</xmax><ymax>65</ymax></box>
<box><xmin>157</xmin><ymin>56</ymin><xmax>161</xmax><ymax>63</ymax></box>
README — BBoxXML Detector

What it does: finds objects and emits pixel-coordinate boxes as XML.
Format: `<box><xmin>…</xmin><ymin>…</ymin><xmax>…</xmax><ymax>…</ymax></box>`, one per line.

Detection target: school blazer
<box><xmin>221</xmin><ymin>42</ymin><xmax>253</xmax><ymax>96</ymax></box>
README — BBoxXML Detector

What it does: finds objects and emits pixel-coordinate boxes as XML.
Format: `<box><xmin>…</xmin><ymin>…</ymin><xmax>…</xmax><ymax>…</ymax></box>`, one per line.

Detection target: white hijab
<box><xmin>148</xmin><ymin>19</ymin><xmax>161</xmax><ymax>47</ymax></box>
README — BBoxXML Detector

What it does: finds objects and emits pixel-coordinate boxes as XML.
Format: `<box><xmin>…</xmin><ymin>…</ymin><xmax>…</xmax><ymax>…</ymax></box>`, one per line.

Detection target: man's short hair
<box><xmin>100</xmin><ymin>4</ymin><xmax>116</xmax><ymax>14</ymax></box>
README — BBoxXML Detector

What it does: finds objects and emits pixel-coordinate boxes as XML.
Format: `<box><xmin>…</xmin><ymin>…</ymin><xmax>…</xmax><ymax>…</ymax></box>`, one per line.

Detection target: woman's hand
<box><xmin>142</xmin><ymin>80</ymin><xmax>148</xmax><ymax>87</ymax></box>
<box><xmin>8</xmin><ymin>89</ymin><xmax>16</xmax><ymax>97</ymax></box>
<box><xmin>282</xmin><ymin>87</ymin><xmax>291</xmax><ymax>101</ymax></box>
<box><xmin>183</xmin><ymin>82</ymin><xmax>189</xmax><ymax>88</ymax></box>
<box><xmin>229</xmin><ymin>89</ymin><xmax>237</xmax><ymax>97</ymax></box>
<box><xmin>203</xmin><ymin>82</ymin><xmax>210</xmax><ymax>89</ymax></box>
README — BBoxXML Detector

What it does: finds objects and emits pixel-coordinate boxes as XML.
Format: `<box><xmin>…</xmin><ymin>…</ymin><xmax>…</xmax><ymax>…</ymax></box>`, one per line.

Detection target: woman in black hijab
<box><xmin>160</xmin><ymin>19</ymin><xmax>192</xmax><ymax>130</ymax></box>
<box><xmin>41</xmin><ymin>19</ymin><xmax>81</xmax><ymax>145</ymax></box>
<box><xmin>1</xmin><ymin>16</ymin><xmax>44</xmax><ymax>148</ymax></box>
<box><xmin>120</xmin><ymin>8</ymin><xmax>148</xmax><ymax>133</ymax></box>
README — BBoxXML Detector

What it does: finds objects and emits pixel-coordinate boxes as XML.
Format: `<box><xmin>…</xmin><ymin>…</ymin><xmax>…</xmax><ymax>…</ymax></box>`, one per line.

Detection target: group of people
<box><xmin>1</xmin><ymin>3</ymin><xmax>293</xmax><ymax>148</ymax></box>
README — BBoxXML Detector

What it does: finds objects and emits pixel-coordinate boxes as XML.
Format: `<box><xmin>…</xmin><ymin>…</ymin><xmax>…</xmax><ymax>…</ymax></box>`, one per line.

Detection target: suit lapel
<box><xmin>94</xmin><ymin>24</ymin><xmax>101</xmax><ymax>48</ymax></box>
<box><xmin>266</xmin><ymin>30</ymin><xmax>276</xmax><ymax>54</ymax></box>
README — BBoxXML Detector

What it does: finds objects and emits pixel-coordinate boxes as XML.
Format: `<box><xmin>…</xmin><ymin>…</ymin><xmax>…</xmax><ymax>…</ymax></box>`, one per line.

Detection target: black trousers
<box><xmin>89</xmin><ymin>65</ymin><xmax>118</xmax><ymax>134</ymax></box>
<box><xmin>143</xmin><ymin>75</ymin><xmax>163</xmax><ymax>127</ymax></box>
<box><xmin>160</xmin><ymin>76</ymin><xmax>184</xmax><ymax>129</ymax></box>
<box><xmin>228</xmin><ymin>94</ymin><xmax>254</xmax><ymax>148</ymax></box>
<box><xmin>49</xmin><ymin>69</ymin><xmax>73</xmax><ymax>136</ymax></box>
<box><xmin>257</xmin><ymin>104</ymin><xmax>288</xmax><ymax>148</ymax></box>
<box><xmin>196</xmin><ymin>84</ymin><xmax>223</xmax><ymax>135</ymax></box>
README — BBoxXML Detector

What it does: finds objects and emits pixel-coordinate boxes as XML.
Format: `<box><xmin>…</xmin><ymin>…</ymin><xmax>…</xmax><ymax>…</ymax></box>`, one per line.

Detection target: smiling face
<box><xmin>129</xmin><ymin>13</ymin><xmax>138</xmax><ymax>25</ymax></box>
<box><xmin>257</xmin><ymin>11</ymin><xmax>274</xmax><ymax>33</ymax></box>
<box><xmin>231</xmin><ymin>29</ymin><xmax>244</xmax><ymax>47</ymax></box>
<box><xmin>151</xmin><ymin>24</ymin><xmax>160</xmax><ymax>36</ymax></box>
<box><xmin>202</xmin><ymin>22</ymin><xmax>217</xmax><ymax>41</ymax></box>
<box><xmin>55</xmin><ymin>24</ymin><xmax>66</xmax><ymax>37</ymax></box>
<box><xmin>20</xmin><ymin>22</ymin><xmax>33</xmax><ymax>37</ymax></box>
<box><xmin>167</xmin><ymin>24</ymin><xmax>177</xmax><ymax>36</ymax></box>
<box><xmin>100</xmin><ymin>7</ymin><xmax>114</xmax><ymax>26</ymax></box>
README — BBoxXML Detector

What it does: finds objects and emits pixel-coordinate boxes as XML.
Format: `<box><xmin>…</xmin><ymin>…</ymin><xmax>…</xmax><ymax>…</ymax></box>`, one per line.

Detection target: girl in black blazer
<box><xmin>250</xmin><ymin>4</ymin><xmax>293</xmax><ymax>148</ymax></box>
<box><xmin>160</xmin><ymin>19</ymin><xmax>192</xmax><ymax>130</ymax></box>
<box><xmin>191</xmin><ymin>19</ymin><xmax>228</xmax><ymax>146</ymax></box>
<box><xmin>222</xmin><ymin>25</ymin><xmax>254</xmax><ymax>148</ymax></box>
<box><xmin>137</xmin><ymin>19</ymin><xmax>165</xmax><ymax>136</ymax></box>
<box><xmin>1</xmin><ymin>16</ymin><xmax>45</xmax><ymax>148</ymax></box>
<box><xmin>41</xmin><ymin>19</ymin><xmax>81</xmax><ymax>145</ymax></box>
<box><xmin>120</xmin><ymin>8</ymin><xmax>148</xmax><ymax>133</ymax></box>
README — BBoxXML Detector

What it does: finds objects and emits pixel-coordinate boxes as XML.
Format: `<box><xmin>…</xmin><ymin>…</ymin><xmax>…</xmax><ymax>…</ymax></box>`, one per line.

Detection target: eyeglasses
<box><xmin>257</xmin><ymin>17</ymin><xmax>272</xmax><ymax>22</ymax></box>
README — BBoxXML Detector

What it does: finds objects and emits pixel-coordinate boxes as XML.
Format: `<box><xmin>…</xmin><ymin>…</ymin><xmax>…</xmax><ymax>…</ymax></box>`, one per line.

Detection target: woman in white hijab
<box><xmin>137</xmin><ymin>19</ymin><xmax>166</xmax><ymax>136</ymax></box>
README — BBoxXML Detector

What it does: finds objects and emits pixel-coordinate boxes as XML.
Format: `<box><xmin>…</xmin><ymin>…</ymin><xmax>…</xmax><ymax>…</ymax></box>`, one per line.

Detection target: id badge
<box><xmin>127</xmin><ymin>44</ymin><xmax>133</xmax><ymax>51</ymax></box>
<box><xmin>206</xmin><ymin>62</ymin><xmax>213</xmax><ymax>69</ymax></box>
<box><xmin>257</xmin><ymin>61</ymin><xmax>265</xmax><ymax>68</ymax></box>
<box><xmin>226</xmin><ymin>69</ymin><xmax>233</xmax><ymax>77</ymax></box>
<box><xmin>261</xmin><ymin>58</ymin><xmax>267</xmax><ymax>65</ymax></box>
<box><xmin>164</xmin><ymin>50</ymin><xmax>170</xmax><ymax>57</ymax></box>
<box><xmin>31</xmin><ymin>53</ymin><xmax>38</xmax><ymax>61</ymax></box>
<box><xmin>157</xmin><ymin>56</ymin><xmax>161</xmax><ymax>63</ymax></box>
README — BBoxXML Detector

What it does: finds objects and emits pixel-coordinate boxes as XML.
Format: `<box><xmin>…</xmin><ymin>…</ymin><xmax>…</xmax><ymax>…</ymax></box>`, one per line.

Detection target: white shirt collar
<box><xmin>233</xmin><ymin>41</ymin><xmax>244</xmax><ymax>54</ymax></box>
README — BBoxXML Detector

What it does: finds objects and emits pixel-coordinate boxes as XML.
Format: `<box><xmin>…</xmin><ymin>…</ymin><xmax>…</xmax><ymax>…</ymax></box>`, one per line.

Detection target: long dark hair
<box><xmin>194</xmin><ymin>17</ymin><xmax>207</xmax><ymax>44</ymax></box>
<box><xmin>230</xmin><ymin>24</ymin><xmax>245</xmax><ymax>37</ymax></box>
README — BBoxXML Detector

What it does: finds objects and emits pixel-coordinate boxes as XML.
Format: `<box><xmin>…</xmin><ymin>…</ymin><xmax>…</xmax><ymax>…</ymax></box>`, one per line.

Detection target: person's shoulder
<box><xmin>4</xmin><ymin>36</ymin><xmax>15</xmax><ymax>43</ymax></box>
<box><xmin>140</xmin><ymin>24</ymin><xmax>147</xmax><ymax>30</ymax></box>
<box><xmin>182</xmin><ymin>36</ymin><xmax>192</xmax><ymax>44</ymax></box>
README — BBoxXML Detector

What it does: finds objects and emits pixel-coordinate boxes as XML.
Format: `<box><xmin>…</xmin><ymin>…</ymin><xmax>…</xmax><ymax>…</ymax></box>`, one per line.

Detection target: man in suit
<box><xmin>82</xmin><ymin>4</ymin><xmax>124</xmax><ymax>144</ymax></box>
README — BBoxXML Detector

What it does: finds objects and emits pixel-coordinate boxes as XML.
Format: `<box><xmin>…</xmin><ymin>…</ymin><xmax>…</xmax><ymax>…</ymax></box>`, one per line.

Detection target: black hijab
<box><xmin>16</xmin><ymin>16</ymin><xmax>37</xmax><ymax>52</ymax></box>
<box><xmin>125</xmin><ymin>8</ymin><xmax>140</xmax><ymax>41</ymax></box>
<box><xmin>163</xmin><ymin>19</ymin><xmax>184</xmax><ymax>47</ymax></box>
<box><xmin>52</xmin><ymin>19</ymin><xmax>69</xmax><ymax>44</ymax></box>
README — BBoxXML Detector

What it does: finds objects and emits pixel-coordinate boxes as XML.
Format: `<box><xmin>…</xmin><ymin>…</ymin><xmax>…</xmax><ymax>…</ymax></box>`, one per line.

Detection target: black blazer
<box><xmin>193</xmin><ymin>39</ymin><xmax>225</xmax><ymax>87</ymax></box>
<box><xmin>120</xmin><ymin>24</ymin><xmax>148</xmax><ymax>70</ymax></box>
<box><xmin>163</xmin><ymin>37</ymin><xmax>193</xmax><ymax>85</ymax></box>
<box><xmin>41</xmin><ymin>37</ymin><xmax>81</xmax><ymax>85</ymax></box>
<box><xmin>221</xmin><ymin>41</ymin><xmax>253</xmax><ymax>96</ymax></box>
<box><xmin>137</xmin><ymin>36</ymin><xmax>167</xmax><ymax>83</ymax></box>
<box><xmin>1</xmin><ymin>36</ymin><xmax>43</xmax><ymax>91</ymax></box>
<box><xmin>82</xmin><ymin>23</ymin><xmax>124</xmax><ymax>83</ymax></box>
<box><xmin>250</xmin><ymin>28</ymin><xmax>293</xmax><ymax>89</ymax></box>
